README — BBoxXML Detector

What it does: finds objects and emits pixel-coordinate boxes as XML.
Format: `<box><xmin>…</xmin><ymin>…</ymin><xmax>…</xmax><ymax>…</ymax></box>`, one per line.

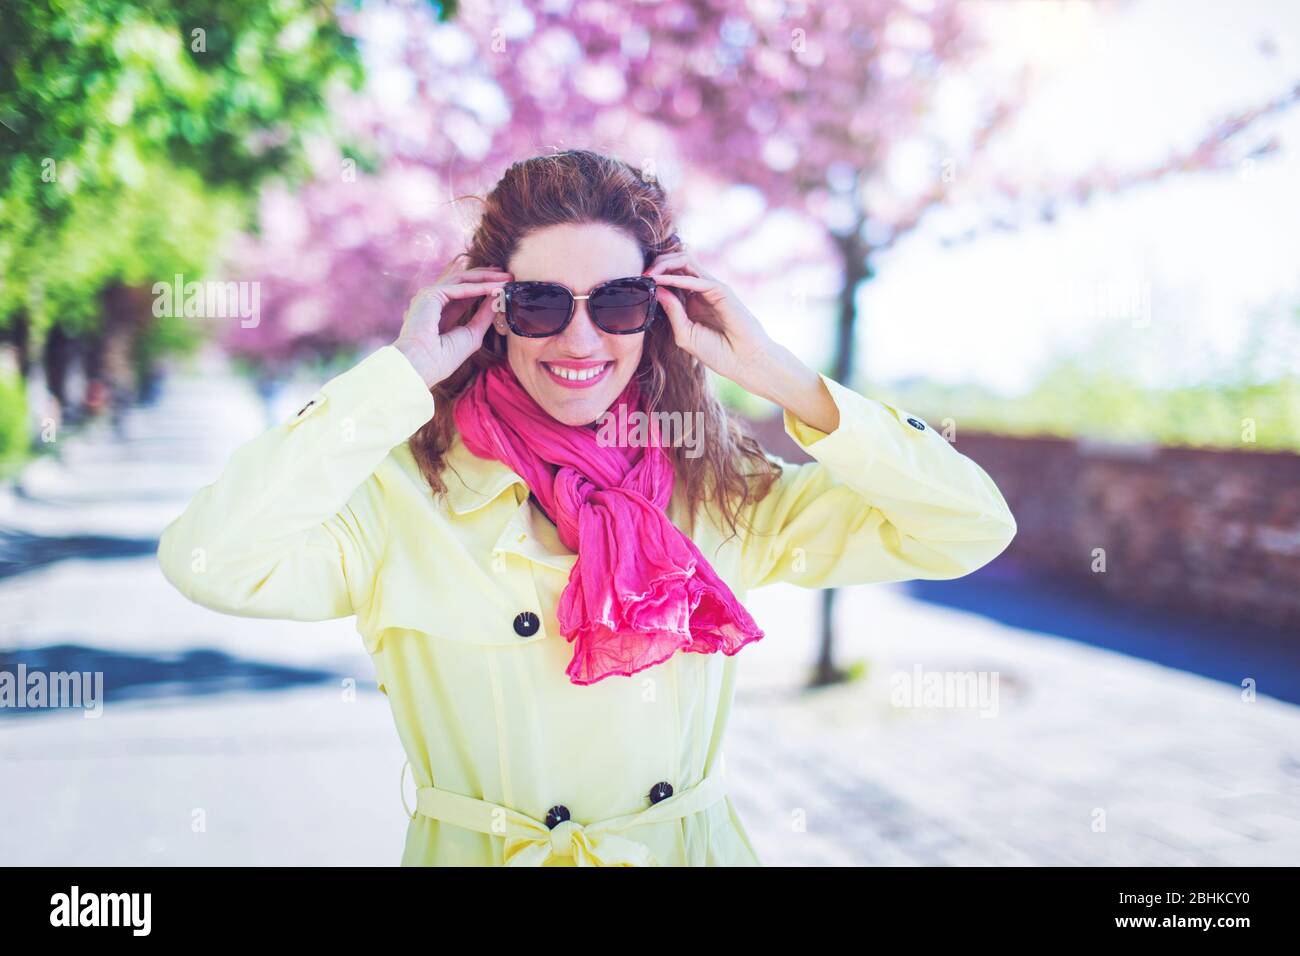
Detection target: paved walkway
<box><xmin>2</xmin><ymin>347</ymin><xmax>1297</xmax><ymax>865</ymax></box>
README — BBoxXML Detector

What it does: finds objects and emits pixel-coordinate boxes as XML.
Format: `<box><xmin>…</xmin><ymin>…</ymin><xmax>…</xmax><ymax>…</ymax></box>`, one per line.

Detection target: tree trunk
<box><xmin>810</xmin><ymin>228</ymin><xmax>871</xmax><ymax>687</ymax></box>
<box><xmin>43</xmin><ymin>325</ymin><xmax>74</xmax><ymax>412</ymax></box>
<box><xmin>2</xmin><ymin>311</ymin><xmax>33</xmax><ymax>377</ymax></box>
<box><xmin>98</xmin><ymin>283</ymin><xmax>156</xmax><ymax>431</ymax></box>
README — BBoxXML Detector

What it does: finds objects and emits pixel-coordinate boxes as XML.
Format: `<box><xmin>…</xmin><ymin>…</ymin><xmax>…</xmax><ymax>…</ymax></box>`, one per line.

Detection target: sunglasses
<box><xmin>501</xmin><ymin>275</ymin><xmax>658</xmax><ymax>337</ymax></box>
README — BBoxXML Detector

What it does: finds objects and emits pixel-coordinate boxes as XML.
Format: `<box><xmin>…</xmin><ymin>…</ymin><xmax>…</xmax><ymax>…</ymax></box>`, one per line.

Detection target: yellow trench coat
<box><xmin>157</xmin><ymin>344</ymin><xmax>1017</xmax><ymax>866</ymax></box>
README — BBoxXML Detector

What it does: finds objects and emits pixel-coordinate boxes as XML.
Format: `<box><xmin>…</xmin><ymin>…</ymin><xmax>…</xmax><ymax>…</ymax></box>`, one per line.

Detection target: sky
<box><xmin>691</xmin><ymin>0</ymin><xmax>1300</xmax><ymax>395</ymax></box>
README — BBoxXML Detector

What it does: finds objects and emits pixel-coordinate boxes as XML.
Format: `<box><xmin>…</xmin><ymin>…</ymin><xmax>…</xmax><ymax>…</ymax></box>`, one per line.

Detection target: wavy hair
<box><xmin>409</xmin><ymin>148</ymin><xmax>781</xmax><ymax>545</ymax></box>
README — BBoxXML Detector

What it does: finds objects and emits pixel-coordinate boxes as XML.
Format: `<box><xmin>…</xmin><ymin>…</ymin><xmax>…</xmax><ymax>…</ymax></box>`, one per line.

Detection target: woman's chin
<box><xmin>534</xmin><ymin>382</ymin><xmax>627</xmax><ymax>427</ymax></box>
<box><xmin>544</xmin><ymin>400</ymin><xmax>607</xmax><ymax>428</ymax></box>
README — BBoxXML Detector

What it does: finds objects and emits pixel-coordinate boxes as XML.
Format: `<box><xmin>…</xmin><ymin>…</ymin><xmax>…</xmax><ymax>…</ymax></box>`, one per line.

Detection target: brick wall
<box><xmin>744</xmin><ymin>413</ymin><xmax>1300</xmax><ymax>632</ymax></box>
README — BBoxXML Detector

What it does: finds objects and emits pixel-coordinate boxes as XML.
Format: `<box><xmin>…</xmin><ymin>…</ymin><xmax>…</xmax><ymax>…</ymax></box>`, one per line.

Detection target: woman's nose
<box><xmin>557</xmin><ymin>302</ymin><xmax>605</xmax><ymax>352</ymax></box>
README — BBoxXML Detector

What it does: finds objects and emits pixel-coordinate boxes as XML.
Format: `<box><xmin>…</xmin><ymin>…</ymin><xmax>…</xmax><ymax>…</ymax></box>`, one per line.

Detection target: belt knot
<box><xmin>548</xmin><ymin>819</ymin><xmax>581</xmax><ymax>859</ymax></box>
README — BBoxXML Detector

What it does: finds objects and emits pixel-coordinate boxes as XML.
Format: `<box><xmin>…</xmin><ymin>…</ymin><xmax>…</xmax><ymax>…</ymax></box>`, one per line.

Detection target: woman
<box><xmin>157</xmin><ymin>149</ymin><xmax>1018</xmax><ymax>866</ymax></box>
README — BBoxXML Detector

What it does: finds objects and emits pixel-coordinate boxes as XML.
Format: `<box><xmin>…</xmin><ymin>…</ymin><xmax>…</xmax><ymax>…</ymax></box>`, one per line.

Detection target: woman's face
<box><xmin>500</xmin><ymin>222</ymin><xmax>648</xmax><ymax>427</ymax></box>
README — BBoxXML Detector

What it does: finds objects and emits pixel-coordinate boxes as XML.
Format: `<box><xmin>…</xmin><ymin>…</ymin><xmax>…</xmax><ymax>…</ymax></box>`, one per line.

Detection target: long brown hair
<box><xmin>409</xmin><ymin>148</ymin><xmax>781</xmax><ymax>545</ymax></box>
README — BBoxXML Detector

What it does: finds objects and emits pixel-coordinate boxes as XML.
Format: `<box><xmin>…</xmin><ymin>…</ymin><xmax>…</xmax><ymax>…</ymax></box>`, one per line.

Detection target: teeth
<box><xmin>545</xmin><ymin>363</ymin><xmax>607</xmax><ymax>382</ymax></box>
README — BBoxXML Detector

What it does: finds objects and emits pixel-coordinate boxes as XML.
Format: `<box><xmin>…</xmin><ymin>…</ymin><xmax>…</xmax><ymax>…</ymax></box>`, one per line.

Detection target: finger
<box><xmin>655</xmin><ymin>286</ymin><xmax>693</xmax><ymax>345</ymax></box>
<box><xmin>649</xmin><ymin>272</ymin><xmax>718</xmax><ymax>294</ymax></box>
<box><xmin>434</xmin><ymin>257</ymin><xmax>512</xmax><ymax>286</ymax></box>
<box><xmin>475</xmin><ymin>301</ymin><xmax>496</xmax><ymax>334</ymax></box>
<box><xmin>692</xmin><ymin>259</ymin><xmax>718</xmax><ymax>282</ymax></box>
<box><xmin>417</xmin><ymin>280</ymin><xmax>510</xmax><ymax>308</ymax></box>
<box><xmin>443</xmin><ymin>301</ymin><xmax>493</xmax><ymax>336</ymax></box>
<box><xmin>442</xmin><ymin>306</ymin><xmax>494</xmax><ymax>358</ymax></box>
<box><xmin>435</xmin><ymin>253</ymin><xmax>472</xmax><ymax>283</ymax></box>
<box><xmin>437</xmin><ymin>285</ymin><xmax>502</xmax><ymax>334</ymax></box>
<box><xmin>677</xmin><ymin>248</ymin><xmax>719</xmax><ymax>283</ymax></box>
<box><xmin>469</xmin><ymin>288</ymin><xmax>503</xmax><ymax>329</ymax></box>
<box><xmin>672</xmin><ymin>247</ymin><xmax>714</xmax><ymax>281</ymax></box>
<box><xmin>643</xmin><ymin>252</ymin><xmax>697</xmax><ymax>277</ymax></box>
<box><xmin>647</xmin><ymin>250</ymin><xmax>715</xmax><ymax>279</ymax></box>
<box><xmin>656</xmin><ymin>278</ymin><xmax>731</xmax><ymax>344</ymax></box>
<box><xmin>467</xmin><ymin>307</ymin><xmax>496</xmax><ymax>356</ymax></box>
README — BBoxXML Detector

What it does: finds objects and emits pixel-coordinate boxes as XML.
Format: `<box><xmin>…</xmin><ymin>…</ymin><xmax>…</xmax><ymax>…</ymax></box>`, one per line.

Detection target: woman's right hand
<box><xmin>394</xmin><ymin>257</ymin><xmax>512</xmax><ymax>387</ymax></box>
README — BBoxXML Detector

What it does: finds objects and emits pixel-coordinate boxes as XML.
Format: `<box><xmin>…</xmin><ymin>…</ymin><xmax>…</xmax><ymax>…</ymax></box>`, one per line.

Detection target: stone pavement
<box><xmin>736</xmin><ymin>583</ymin><xmax>1300</xmax><ymax>866</ymax></box>
<box><xmin>1</xmin><ymin>346</ymin><xmax>1297</xmax><ymax>865</ymax></box>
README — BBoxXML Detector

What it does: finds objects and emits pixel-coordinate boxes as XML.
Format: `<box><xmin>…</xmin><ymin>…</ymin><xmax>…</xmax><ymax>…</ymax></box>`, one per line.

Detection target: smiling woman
<box><xmin>157</xmin><ymin>148</ymin><xmax>1018</xmax><ymax>866</ymax></box>
<box><xmin>404</xmin><ymin>150</ymin><xmax>792</xmax><ymax>543</ymax></box>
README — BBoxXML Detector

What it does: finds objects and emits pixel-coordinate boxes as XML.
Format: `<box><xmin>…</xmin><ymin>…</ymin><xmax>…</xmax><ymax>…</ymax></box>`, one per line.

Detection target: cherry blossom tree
<box><xmin>228</xmin><ymin>0</ymin><xmax>1299</xmax><ymax>684</ymax></box>
<box><xmin>234</xmin><ymin>0</ymin><xmax>1297</xmax><ymax>379</ymax></box>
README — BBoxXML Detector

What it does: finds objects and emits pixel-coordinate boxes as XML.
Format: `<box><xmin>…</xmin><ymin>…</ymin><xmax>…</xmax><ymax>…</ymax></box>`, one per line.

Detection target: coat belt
<box><xmin>400</xmin><ymin>757</ymin><xmax>730</xmax><ymax>866</ymax></box>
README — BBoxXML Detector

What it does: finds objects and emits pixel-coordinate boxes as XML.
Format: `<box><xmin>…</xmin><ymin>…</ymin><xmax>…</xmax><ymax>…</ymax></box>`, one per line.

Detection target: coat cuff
<box><xmin>782</xmin><ymin>372</ymin><xmax>933</xmax><ymax>469</ymax></box>
<box><xmin>294</xmin><ymin>344</ymin><xmax>435</xmax><ymax>440</ymax></box>
<box><xmin>781</xmin><ymin>372</ymin><xmax>1011</xmax><ymax>523</ymax></box>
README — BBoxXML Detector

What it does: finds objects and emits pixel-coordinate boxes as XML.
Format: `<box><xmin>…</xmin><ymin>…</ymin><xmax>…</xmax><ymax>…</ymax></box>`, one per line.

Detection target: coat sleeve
<box><xmin>737</xmin><ymin>373</ymin><xmax>1017</xmax><ymax>591</ymax></box>
<box><xmin>157</xmin><ymin>344</ymin><xmax>436</xmax><ymax>621</ymax></box>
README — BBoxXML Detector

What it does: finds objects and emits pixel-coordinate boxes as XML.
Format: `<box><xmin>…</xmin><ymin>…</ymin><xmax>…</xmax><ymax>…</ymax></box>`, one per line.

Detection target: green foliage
<box><xmin>842</xmin><ymin>658</ymin><xmax>869</xmax><ymax>683</ymax></box>
<box><xmin>0</xmin><ymin>0</ymin><xmax>362</xmax><ymax>193</ymax></box>
<box><xmin>0</xmin><ymin>368</ymin><xmax>29</xmax><ymax>469</ymax></box>
<box><xmin>876</xmin><ymin>306</ymin><xmax>1300</xmax><ymax>452</ymax></box>
<box><xmin>883</xmin><ymin>372</ymin><xmax>1300</xmax><ymax>451</ymax></box>
<box><xmin>2</xmin><ymin>158</ymin><xmax>244</xmax><ymax>336</ymax></box>
<box><xmin>0</xmin><ymin>0</ymin><xmax>364</xmax><ymax>335</ymax></box>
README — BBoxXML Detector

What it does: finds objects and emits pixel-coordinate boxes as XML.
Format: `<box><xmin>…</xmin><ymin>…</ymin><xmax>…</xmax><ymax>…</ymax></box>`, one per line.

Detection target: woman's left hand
<box><xmin>645</xmin><ymin>247</ymin><xmax>840</xmax><ymax>434</ymax></box>
<box><xmin>644</xmin><ymin>249</ymin><xmax>775</xmax><ymax>391</ymax></box>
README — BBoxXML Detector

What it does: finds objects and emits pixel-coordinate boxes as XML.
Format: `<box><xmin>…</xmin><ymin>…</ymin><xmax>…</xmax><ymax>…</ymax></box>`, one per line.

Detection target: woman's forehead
<box><xmin>509</xmin><ymin>223</ymin><xmax>644</xmax><ymax>286</ymax></box>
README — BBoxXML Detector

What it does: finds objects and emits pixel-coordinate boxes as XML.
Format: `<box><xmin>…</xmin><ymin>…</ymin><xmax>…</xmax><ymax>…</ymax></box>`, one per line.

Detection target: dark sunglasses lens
<box><xmin>510</xmin><ymin>285</ymin><xmax>571</xmax><ymax>335</ymax></box>
<box><xmin>591</xmin><ymin>278</ymin><xmax>654</xmax><ymax>332</ymax></box>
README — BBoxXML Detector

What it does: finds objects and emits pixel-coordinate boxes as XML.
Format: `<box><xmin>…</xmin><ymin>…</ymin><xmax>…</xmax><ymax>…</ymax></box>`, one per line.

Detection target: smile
<box><xmin>542</xmin><ymin>362</ymin><xmax>613</xmax><ymax>388</ymax></box>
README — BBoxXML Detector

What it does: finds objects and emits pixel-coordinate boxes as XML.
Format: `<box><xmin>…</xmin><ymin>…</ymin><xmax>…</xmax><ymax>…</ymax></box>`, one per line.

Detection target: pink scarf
<box><xmin>452</xmin><ymin>360</ymin><xmax>764</xmax><ymax>685</ymax></box>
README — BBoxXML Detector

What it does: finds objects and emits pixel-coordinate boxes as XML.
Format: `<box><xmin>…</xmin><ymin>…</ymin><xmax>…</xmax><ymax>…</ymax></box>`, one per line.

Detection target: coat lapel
<box><xmin>441</xmin><ymin>434</ymin><xmax>578</xmax><ymax>575</ymax></box>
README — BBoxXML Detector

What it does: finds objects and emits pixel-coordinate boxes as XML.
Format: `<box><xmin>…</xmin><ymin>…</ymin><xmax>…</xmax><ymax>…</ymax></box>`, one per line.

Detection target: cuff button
<box><xmin>906</xmin><ymin>417</ymin><xmax>926</xmax><ymax>431</ymax></box>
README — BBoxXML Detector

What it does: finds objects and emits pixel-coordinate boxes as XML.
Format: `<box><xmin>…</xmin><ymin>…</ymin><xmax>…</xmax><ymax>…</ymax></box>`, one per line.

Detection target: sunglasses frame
<box><xmin>501</xmin><ymin>275</ymin><xmax>659</xmax><ymax>338</ymax></box>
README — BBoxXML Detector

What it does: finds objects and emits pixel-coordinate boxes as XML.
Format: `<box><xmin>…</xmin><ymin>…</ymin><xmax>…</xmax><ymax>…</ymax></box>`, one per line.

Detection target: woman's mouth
<box><xmin>541</xmin><ymin>361</ymin><xmax>613</xmax><ymax>389</ymax></box>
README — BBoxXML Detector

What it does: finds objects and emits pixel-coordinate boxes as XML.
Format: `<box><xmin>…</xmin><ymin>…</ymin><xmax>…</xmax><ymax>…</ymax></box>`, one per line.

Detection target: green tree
<box><xmin>0</xmin><ymin>0</ymin><xmax>364</xmax><ymax>365</ymax></box>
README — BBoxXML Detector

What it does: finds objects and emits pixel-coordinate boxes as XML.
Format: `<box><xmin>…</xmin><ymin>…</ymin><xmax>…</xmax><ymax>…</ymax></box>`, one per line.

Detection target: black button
<box><xmin>648</xmin><ymin>781</ymin><xmax>674</xmax><ymax>804</ymax></box>
<box><xmin>513</xmin><ymin>611</ymin><xmax>540</xmax><ymax>637</ymax></box>
<box><xmin>545</xmin><ymin>805</ymin><xmax>570</xmax><ymax>829</ymax></box>
<box><xmin>906</xmin><ymin>417</ymin><xmax>926</xmax><ymax>431</ymax></box>
<box><xmin>297</xmin><ymin>400</ymin><xmax>315</xmax><ymax>416</ymax></box>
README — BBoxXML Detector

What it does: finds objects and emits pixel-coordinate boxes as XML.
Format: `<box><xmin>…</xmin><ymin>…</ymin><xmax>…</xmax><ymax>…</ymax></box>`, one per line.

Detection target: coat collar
<box><xmin>439</xmin><ymin>432</ymin><xmax>691</xmax><ymax>520</ymax></box>
<box><xmin>434</xmin><ymin>431</ymin><xmax>694</xmax><ymax>576</ymax></box>
<box><xmin>441</xmin><ymin>432</ymin><xmax>528</xmax><ymax>515</ymax></box>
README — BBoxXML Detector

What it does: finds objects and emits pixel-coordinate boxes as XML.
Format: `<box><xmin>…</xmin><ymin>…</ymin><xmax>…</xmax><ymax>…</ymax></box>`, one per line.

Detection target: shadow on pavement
<box><xmin>0</xmin><ymin>644</ymin><xmax>366</xmax><ymax>718</ymax></box>
<box><xmin>905</xmin><ymin>557</ymin><xmax>1300</xmax><ymax>706</ymax></box>
<box><xmin>0</xmin><ymin>529</ymin><xmax>159</xmax><ymax>581</ymax></box>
